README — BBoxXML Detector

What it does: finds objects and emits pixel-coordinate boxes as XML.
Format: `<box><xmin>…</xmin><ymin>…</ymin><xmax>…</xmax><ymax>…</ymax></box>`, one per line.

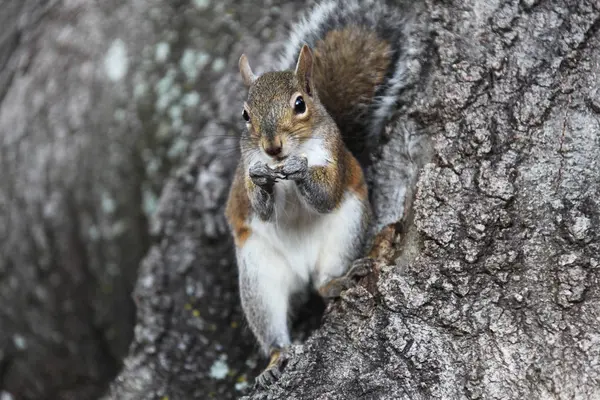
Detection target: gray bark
<box><xmin>112</xmin><ymin>0</ymin><xmax>600</xmax><ymax>399</ymax></box>
<box><xmin>0</xmin><ymin>1</ymin><xmax>149</xmax><ymax>398</ymax></box>
<box><xmin>240</xmin><ymin>0</ymin><xmax>600</xmax><ymax>398</ymax></box>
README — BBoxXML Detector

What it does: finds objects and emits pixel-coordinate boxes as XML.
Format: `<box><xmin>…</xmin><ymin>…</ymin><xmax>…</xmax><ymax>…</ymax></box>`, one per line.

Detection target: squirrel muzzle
<box><xmin>261</xmin><ymin>136</ymin><xmax>284</xmax><ymax>159</ymax></box>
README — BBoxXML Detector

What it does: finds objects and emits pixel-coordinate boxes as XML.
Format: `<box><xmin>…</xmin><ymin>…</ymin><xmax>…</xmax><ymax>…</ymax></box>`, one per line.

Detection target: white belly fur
<box><xmin>249</xmin><ymin>181</ymin><xmax>365</xmax><ymax>288</ymax></box>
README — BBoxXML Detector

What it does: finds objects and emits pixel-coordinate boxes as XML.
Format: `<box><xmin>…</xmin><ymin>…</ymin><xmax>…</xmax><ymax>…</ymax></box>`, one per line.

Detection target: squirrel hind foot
<box><xmin>317</xmin><ymin>257</ymin><xmax>375</xmax><ymax>299</ymax></box>
<box><xmin>255</xmin><ymin>348</ymin><xmax>290</xmax><ymax>389</ymax></box>
<box><xmin>346</xmin><ymin>257</ymin><xmax>375</xmax><ymax>278</ymax></box>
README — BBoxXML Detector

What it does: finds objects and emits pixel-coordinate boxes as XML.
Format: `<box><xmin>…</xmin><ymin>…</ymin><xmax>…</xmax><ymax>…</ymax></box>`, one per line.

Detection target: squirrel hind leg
<box><xmin>237</xmin><ymin>236</ymin><xmax>296</xmax><ymax>356</ymax></box>
<box><xmin>312</xmin><ymin>192</ymin><xmax>370</xmax><ymax>297</ymax></box>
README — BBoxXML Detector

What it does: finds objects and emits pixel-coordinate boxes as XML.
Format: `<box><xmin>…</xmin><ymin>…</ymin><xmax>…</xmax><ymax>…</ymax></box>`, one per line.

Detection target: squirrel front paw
<box><xmin>255</xmin><ymin>347</ymin><xmax>290</xmax><ymax>389</ymax></box>
<box><xmin>280</xmin><ymin>155</ymin><xmax>308</xmax><ymax>181</ymax></box>
<box><xmin>249</xmin><ymin>162</ymin><xmax>285</xmax><ymax>187</ymax></box>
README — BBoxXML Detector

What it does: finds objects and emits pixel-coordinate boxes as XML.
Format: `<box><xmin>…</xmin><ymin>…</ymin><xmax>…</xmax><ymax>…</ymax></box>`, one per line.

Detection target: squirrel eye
<box><xmin>294</xmin><ymin>96</ymin><xmax>306</xmax><ymax>114</ymax></box>
<box><xmin>242</xmin><ymin>109</ymin><xmax>250</xmax><ymax>122</ymax></box>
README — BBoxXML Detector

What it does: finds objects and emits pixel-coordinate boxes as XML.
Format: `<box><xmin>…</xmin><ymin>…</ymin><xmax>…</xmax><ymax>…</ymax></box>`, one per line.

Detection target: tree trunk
<box><xmin>0</xmin><ymin>1</ymin><xmax>149</xmax><ymax>398</ymax></box>
<box><xmin>110</xmin><ymin>0</ymin><xmax>600</xmax><ymax>398</ymax></box>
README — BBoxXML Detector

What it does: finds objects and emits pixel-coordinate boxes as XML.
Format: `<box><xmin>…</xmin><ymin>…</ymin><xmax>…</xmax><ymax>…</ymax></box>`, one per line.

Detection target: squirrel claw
<box><xmin>318</xmin><ymin>276</ymin><xmax>354</xmax><ymax>299</ymax></box>
<box><xmin>318</xmin><ymin>257</ymin><xmax>374</xmax><ymax>299</ymax></box>
<box><xmin>249</xmin><ymin>162</ymin><xmax>280</xmax><ymax>187</ymax></box>
<box><xmin>255</xmin><ymin>369</ymin><xmax>277</xmax><ymax>389</ymax></box>
<box><xmin>347</xmin><ymin>257</ymin><xmax>374</xmax><ymax>278</ymax></box>
<box><xmin>280</xmin><ymin>155</ymin><xmax>308</xmax><ymax>180</ymax></box>
<box><xmin>255</xmin><ymin>348</ymin><xmax>289</xmax><ymax>389</ymax></box>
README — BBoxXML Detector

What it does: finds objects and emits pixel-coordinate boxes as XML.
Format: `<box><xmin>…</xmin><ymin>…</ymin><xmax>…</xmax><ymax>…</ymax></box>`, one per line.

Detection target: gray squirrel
<box><xmin>225</xmin><ymin>0</ymin><xmax>417</xmax><ymax>388</ymax></box>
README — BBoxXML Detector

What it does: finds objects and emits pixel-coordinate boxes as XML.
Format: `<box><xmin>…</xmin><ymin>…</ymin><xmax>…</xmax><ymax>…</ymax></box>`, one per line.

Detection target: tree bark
<box><xmin>240</xmin><ymin>0</ymin><xmax>600</xmax><ymax>398</ymax></box>
<box><xmin>111</xmin><ymin>0</ymin><xmax>600</xmax><ymax>398</ymax></box>
<box><xmin>0</xmin><ymin>1</ymin><xmax>149</xmax><ymax>398</ymax></box>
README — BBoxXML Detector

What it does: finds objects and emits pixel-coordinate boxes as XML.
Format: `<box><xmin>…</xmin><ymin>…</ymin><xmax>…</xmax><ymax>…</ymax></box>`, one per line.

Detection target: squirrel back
<box><xmin>277</xmin><ymin>0</ymin><xmax>417</xmax><ymax>163</ymax></box>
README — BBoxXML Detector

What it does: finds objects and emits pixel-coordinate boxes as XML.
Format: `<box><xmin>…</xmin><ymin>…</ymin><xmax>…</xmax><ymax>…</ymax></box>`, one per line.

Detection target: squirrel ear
<box><xmin>295</xmin><ymin>44</ymin><xmax>314</xmax><ymax>96</ymax></box>
<box><xmin>239</xmin><ymin>54</ymin><xmax>256</xmax><ymax>87</ymax></box>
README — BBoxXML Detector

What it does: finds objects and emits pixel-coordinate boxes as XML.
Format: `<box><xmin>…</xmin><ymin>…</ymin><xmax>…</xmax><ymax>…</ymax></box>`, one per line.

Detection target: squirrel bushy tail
<box><xmin>277</xmin><ymin>0</ymin><xmax>419</xmax><ymax>164</ymax></box>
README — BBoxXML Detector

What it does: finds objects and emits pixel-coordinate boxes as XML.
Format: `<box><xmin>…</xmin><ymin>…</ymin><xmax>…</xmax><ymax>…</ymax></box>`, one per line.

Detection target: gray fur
<box><xmin>280</xmin><ymin>155</ymin><xmax>309</xmax><ymax>181</ymax></box>
<box><xmin>280</xmin><ymin>155</ymin><xmax>339</xmax><ymax>214</ymax></box>
<box><xmin>296</xmin><ymin>175</ymin><xmax>338</xmax><ymax>214</ymax></box>
<box><xmin>248</xmin><ymin>162</ymin><xmax>281</xmax><ymax>220</ymax></box>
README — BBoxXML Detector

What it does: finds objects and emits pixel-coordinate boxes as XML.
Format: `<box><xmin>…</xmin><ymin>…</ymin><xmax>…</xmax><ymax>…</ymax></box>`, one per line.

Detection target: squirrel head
<box><xmin>238</xmin><ymin>45</ymin><xmax>322</xmax><ymax>161</ymax></box>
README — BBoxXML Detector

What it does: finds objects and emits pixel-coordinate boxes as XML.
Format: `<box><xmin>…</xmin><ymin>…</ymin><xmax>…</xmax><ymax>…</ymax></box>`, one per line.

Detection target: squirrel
<box><xmin>225</xmin><ymin>0</ymin><xmax>416</xmax><ymax>388</ymax></box>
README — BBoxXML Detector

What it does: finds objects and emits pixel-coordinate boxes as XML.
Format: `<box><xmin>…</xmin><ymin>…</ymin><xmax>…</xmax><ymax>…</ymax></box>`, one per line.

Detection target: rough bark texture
<box><xmin>239</xmin><ymin>0</ymin><xmax>600</xmax><ymax>398</ymax></box>
<box><xmin>112</xmin><ymin>0</ymin><xmax>600</xmax><ymax>398</ymax></box>
<box><xmin>109</xmin><ymin>0</ymin><xmax>600</xmax><ymax>399</ymax></box>
<box><xmin>3</xmin><ymin>0</ymin><xmax>600</xmax><ymax>399</ymax></box>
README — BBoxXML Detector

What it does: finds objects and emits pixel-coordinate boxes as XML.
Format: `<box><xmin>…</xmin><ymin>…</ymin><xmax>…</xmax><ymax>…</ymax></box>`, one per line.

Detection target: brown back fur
<box><xmin>312</xmin><ymin>26</ymin><xmax>391</xmax><ymax>150</ymax></box>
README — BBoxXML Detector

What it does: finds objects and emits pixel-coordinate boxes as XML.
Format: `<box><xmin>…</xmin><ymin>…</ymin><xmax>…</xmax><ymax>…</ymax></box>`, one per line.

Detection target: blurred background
<box><xmin>0</xmin><ymin>0</ymin><xmax>308</xmax><ymax>398</ymax></box>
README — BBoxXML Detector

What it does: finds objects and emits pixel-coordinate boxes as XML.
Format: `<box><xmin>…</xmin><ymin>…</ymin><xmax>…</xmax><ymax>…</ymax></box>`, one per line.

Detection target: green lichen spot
<box><xmin>168</xmin><ymin>105</ymin><xmax>182</xmax><ymax>122</ymax></box>
<box><xmin>154</xmin><ymin>69</ymin><xmax>176</xmax><ymax>94</ymax></box>
<box><xmin>167</xmin><ymin>138</ymin><xmax>188</xmax><ymax>159</ymax></box>
<box><xmin>182</xmin><ymin>92</ymin><xmax>200</xmax><ymax>108</ymax></box>
<box><xmin>134</xmin><ymin>82</ymin><xmax>148</xmax><ymax>99</ymax></box>
<box><xmin>155</xmin><ymin>42</ymin><xmax>170</xmax><ymax>63</ymax></box>
<box><xmin>101</xmin><ymin>192</ymin><xmax>116</xmax><ymax>214</ymax></box>
<box><xmin>211</xmin><ymin>58</ymin><xmax>226</xmax><ymax>73</ymax></box>
<box><xmin>235</xmin><ymin>377</ymin><xmax>249</xmax><ymax>391</ymax></box>
<box><xmin>142</xmin><ymin>189</ymin><xmax>158</xmax><ymax>217</ymax></box>
<box><xmin>180</xmin><ymin>49</ymin><xmax>210</xmax><ymax>81</ymax></box>
<box><xmin>104</xmin><ymin>39</ymin><xmax>129</xmax><ymax>81</ymax></box>
<box><xmin>209</xmin><ymin>355</ymin><xmax>229</xmax><ymax>380</ymax></box>
<box><xmin>146</xmin><ymin>159</ymin><xmax>161</xmax><ymax>177</ymax></box>
<box><xmin>192</xmin><ymin>0</ymin><xmax>210</xmax><ymax>10</ymax></box>
<box><xmin>154</xmin><ymin>69</ymin><xmax>178</xmax><ymax>111</ymax></box>
<box><xmin>88</xmin><ymin>226</ymin><xmax>100</xmax><ymax>241</ymax></box>
<box><xmin>180</xmin><ymin>50</ymin><xmax>197</xmax><ymax>80</ymax></box>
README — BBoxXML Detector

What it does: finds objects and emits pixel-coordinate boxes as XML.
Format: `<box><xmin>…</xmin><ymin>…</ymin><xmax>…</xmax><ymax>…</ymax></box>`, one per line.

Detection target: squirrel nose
<box><xmin>265</xmin><ymin>145</ymin><xmax>282</xmax><ymax>157</ymax></box>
